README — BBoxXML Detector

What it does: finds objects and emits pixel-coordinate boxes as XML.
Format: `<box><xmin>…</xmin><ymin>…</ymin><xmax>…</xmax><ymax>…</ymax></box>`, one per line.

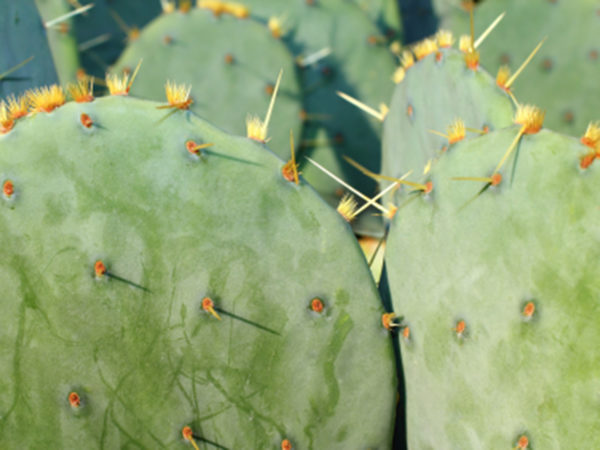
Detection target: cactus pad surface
<box><xmin>385</xmin><ymin>123</ymin><xmax>600</xmax><ymax>448</ymax></box>
<box><xmin>0</xmin><ymin>0</ymin><xmax>58</xmax><ymax>97</ymax></box>
<box><xmin>114</xmin><ymin>8</ymin><xmax>303</xmax><ymax>158</ymax></box>
<box><xmin>382</xmin><ymin>46</ymin><xmax>515</xmax><ymax>184</ymax></box>
<box><xmin>0</xmin><ymin>94</ymin><xmax>396</xmax><ymax>448</ymax></box>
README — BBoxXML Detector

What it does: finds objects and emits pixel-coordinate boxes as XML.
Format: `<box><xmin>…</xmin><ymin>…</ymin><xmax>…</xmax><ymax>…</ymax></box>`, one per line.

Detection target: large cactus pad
<box><xmin>0</xmin><ymin>94</ymin><xmax>396</xmax><ymax>448</ymax></box>
<box><xmin>385</xmin><ymin>123</ymin><xmax>600</xmax><ymax>448</ymax></box>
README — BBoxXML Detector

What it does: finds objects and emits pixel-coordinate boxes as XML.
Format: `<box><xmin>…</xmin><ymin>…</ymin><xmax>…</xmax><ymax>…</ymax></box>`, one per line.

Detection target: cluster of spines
<box><xmin>195</xmin><ymin>0</ymin><xmax>249</xmax><ymax>18</ymax></box>
<box><xmin>392</xmin><ymin>27</ymin><xmax>477</xmax><ymax>85</ymax></box>
<box><xmin>0</xmin><ymin>64</ymin><xmax>199</xmax><ymax>135</ymax></box>
<box><xmin>0</xmin><ymin>72</ymin><xmax>98</xmax><ymax>134</ymax></box>
<box><xmin>159</xmin><ymin>0</ymin><xmax>251</xmax><ymax>17</ymax></box>
<box><xmin>0</xmin><ymin>76</ymin><xmax>216</xmax><ymax>207</ymax></box>
<box><xmin>580</xmin><ymin>122</ymin><xmax>600</xmax><ymax>169</ymax></box>
<box><xmin>0</xmin><ymin>70</ymin><xmax>301</xmax><ymax>202</ymax></box>
<box><xmin>423</xmin><ymin>104</ymin><xmax>545</xmax><ymax>201</ymax></box>
<box><xmin>268</xmin><ymin>15</ymin><xmax>287</xmax><ymax>39</ymax></box>
<box><xmin>0</xmin><ymin>95</ymin><xmax>27</xmax><ymax>134</ymax></box>
<box><xmin>392</xmin><ymin>11</ymin><xmax>515</xmax><ymax>85</ymax></box>
<box><xmin>0</xmin><ymin>86</ymin><xmax>67</xmax><ymax>134</ymax></box>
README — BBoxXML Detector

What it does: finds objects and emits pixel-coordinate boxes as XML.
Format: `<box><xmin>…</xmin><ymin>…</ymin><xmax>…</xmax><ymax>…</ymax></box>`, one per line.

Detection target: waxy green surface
<box><xmin>382</xmin><ymin>48</ymin><xmax>515</xmax><ymax>193</ymax></box>
<box><xmin>114</xmin><ymin>9</ymin><xmax>303</xmax><ymax>160</ymax></box>
<box><xmin>0</xmin><ymin>95</ymin><xmax>396</xmax><ymax>448</ymax></box>
<box><xmin>386</xmin><ymin>126</ymin><xmax>600</xmax><ymax>448</ymax></box>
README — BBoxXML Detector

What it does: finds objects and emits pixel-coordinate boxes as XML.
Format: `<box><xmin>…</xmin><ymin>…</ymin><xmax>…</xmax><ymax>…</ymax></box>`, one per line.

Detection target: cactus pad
<box><xmin>382</xmin><ymin>45</ymin><xmax>515</xmax><ymax>185</ymax></box>
<box><xmin>114</xmin><ymin>8</ymin><xmax>303</xmax><ymax>158</ymax></box>
<box><xmin>34</xmin><ymin>0</ymin><xmax>81</xmax><ymax>84</ymax></box>
<box><xmin>73</xmin><ymin>0</ymin><xmax>162</xmax><ymax>78</ymax></box>
<box><xmin>0</xmin><ymin>93</ymin><xmax>396</xmax><ymax>448</ymax></box>
<box><xmin>385</xmin><ymin>123</ymin><xmax>600</xmax><ymax>448</ymax></box>
<box><xmin>437</xmin><ymin>0</ymin><xmax>600</xmax><ymax>133</ymax></box>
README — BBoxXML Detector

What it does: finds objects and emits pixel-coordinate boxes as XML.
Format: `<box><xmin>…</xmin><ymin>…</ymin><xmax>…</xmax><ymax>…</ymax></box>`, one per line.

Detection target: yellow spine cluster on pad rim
<box><xmin>27</xmin><ymin>85</ymin><xmax>66</xmax><ymax>113</ymax></box>
<box><xmin>515</xmin><ymin>104</ymin><xmax>545</xmax><ymax>134</ymax></box>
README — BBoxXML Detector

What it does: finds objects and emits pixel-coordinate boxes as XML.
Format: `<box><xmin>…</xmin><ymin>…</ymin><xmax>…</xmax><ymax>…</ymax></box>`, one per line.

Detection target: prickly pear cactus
<box><xmin>353</xmin><ymin>0</ymin><xmax>402</xmax><ymax>39</ymax></box>
<box><xmin>385</xmin><ymin>108</ymin><xmax>600</xmax><ymax>448</ymax></box>
<box><xmin>437</xmin><ymin>0</ymin><xmax>600</xmax><ymax>133</ymax></box>
<box><xmin>74</xmin><ymin>0</ymin><xmax>162</xmax><ymax>78</ymax></box>
<box><xmin>0</xmin><ymin>0</ymin><xmax>58</xmax><ymax>96</ymax></box>
<box><xmin>113</xmin><ymin>7</ymin><xmax>303</xmax><ymax>159</ymax></box>
<box><xmin>382</xmin><ymin>40</ymin><xmax>515</xmax><ymax>183</ymax></box>
<box><xmin>0</xmin><ymin>89</ymin><xmax>396</xmax><ymax>448</ymax></box>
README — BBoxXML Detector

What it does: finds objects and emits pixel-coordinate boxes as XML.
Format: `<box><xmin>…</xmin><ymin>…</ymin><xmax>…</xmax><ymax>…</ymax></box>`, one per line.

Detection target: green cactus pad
<box><xmin>0</xmin><ymin>94</ymin><xmax>396</xmax><ymax>448</ymax></box>
<box><xmin>113</xmin><ymin>8</ymin><xmax>303</xmax><ymax>160</ymax></box>
<box><xmin>437</xmin><ymin>0</ymin><xmax>600</xmax><ymax>133</ymax></box>
<box><xmin>353</xmin><ymin>0</ymin><xmax>403</xmax><ymax>39</ymax></box>
<box><xmin>34</xmin><ymin>0</ymin><xmax>81</xmax><ymax>84</ymax></box>
<box><xmin>385</xmin><ymin>125</ymin><xmax>600</xmax><ymax>448</ymax></box>
<box><xmin>289</xmin><ymin>0</ymin><xmax>395</xmax><ymax>204</ymax></box>
<box><xmin>382</xmin><ymin>47</ymin><xmax>515</xmax><ymax>186</ymax></box>
<box><xmin>73</xmin><ymin>0</ymin><xmax>162</xmax><ymax>78</ymax></box>
<box><xmin>0</xmin><ymin>0</ymin><xmax>58</xmax><ymax>97</ymax></box>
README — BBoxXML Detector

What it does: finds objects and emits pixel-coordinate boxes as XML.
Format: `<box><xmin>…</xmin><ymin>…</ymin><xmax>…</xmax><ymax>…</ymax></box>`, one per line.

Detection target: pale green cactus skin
<box><xmin>382</xmin><ymin>47</ymin><xmax>515</xmax><ymax>190</ymax></box>
<box><xmin>385</xmin><ymin>124</ymin><xmax>600</xmax><ymax>449</ymax></box>
<box><xmin>0</xmin><ymin>95</ymin><xmax>396</xmax><ymax>449</ymax></box>
<box><xmin>113</xmin><ymin>8</ymin><xmax>304</xmax><ymax>161</ymax></box>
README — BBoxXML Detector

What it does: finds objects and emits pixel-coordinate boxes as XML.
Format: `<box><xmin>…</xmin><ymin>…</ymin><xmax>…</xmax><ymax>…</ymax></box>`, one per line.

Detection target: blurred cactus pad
<box><xmin>113</xmin><ymin>7</ymin><xmax>304</xmax><ymax>157</ymax></box>
<box><xmin>435</xmin><ymin>0</ymin><xmax>600</xmax><ymax>133</ymax></box>
<box><xmin>247</xmin><ymin>0</ymin><xmax>397</xmax><ymax>207</ymax></box>
<box><xmin>354</xmin><ymin>0</ymin><xmax>403</xmax><ymax>39</ymax></box>
<box><xmin>34</xmin><ymin>0</ymin><xmax>81</xmax><ymax>84</ymax></box>
<box><xmin>75</xmin><ymin>0</ymin><xmax>163</xmax><ymax>78</ymax></box>
<box><xmin>0</xmin><ymin>91</ymin><xmax>396</xmax><ymax>448</ymax></box>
